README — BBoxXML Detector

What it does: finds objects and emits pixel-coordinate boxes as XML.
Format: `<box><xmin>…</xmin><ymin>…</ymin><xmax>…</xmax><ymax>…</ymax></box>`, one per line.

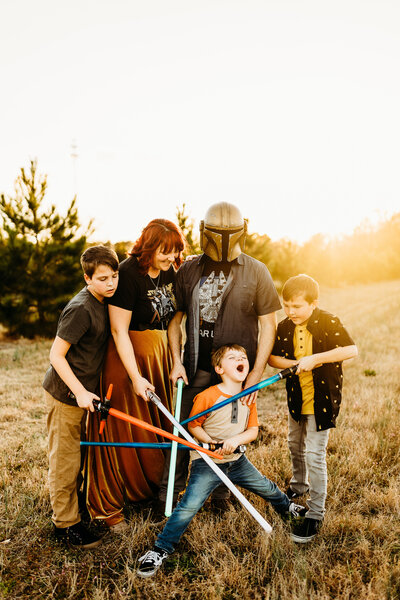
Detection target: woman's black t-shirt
<box><xmin>109</xmin><ymin>256</ymin><xmax>177</xmax><ymax>331</ymax></box>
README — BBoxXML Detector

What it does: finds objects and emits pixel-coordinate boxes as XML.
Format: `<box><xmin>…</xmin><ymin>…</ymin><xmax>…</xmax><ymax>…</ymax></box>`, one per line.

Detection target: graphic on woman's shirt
<box><xmin>148</xmin><ymin>283</ymin><xmax>176</xmax><ymax>325</ymax></box>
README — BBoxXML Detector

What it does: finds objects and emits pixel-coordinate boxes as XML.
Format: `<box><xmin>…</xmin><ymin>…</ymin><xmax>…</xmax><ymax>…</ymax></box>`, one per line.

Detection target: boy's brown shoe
<box><xmin>54</xmin><ymin>521</ymin><xmax>103</xmax><ymax>549</ymax></box>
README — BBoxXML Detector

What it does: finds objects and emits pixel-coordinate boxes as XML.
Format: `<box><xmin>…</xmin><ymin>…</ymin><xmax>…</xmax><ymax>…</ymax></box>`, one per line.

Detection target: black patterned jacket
<box><xmin>272</xmin><ymin>308</ymin><xmax>355</xmax><ymax>431</ymax></box>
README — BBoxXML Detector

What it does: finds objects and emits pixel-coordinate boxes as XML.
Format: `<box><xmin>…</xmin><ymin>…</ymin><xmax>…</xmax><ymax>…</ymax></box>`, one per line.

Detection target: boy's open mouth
<box><xmin>237</xmin><ymin>364</ymin><xmax>244</xmax><ymax>373</ymax></box>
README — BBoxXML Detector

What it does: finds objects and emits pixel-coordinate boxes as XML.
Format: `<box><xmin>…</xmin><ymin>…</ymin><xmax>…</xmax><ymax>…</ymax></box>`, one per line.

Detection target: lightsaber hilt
<box><xmin>97</xmin><ymin>384</ymin><xmax>113</xmax><ymax>435</ymax></box>
<box><xmin>92</xmin><ymin>397</ymin><xmax>110</xmax><ymax>419</ymax></box>
<box><xmin>277</xmin><ymin>365</ymin><xmax>298</xmax><ymax>379</ymax></box>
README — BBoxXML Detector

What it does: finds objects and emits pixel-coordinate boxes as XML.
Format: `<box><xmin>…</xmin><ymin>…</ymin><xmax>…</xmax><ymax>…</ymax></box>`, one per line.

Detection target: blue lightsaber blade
<box><xmin>80</xmin><ymin>441</ymin><xmax>246</xmax><ymax>452</ymax></box>
<box><xmin>181</xmin><ymin>366</ymin><xmax>297</xmax><ymax>426</ymax></box>
<box><xmin>81</xmin><ymin>441</ymin><xmax>186</xmax><ymax>449</ymax></box>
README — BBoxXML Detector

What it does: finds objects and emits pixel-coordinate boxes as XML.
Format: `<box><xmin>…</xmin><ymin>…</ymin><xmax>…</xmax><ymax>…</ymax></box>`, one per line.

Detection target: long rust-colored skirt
<box><xmin>85</xmin><ymin>329</ymin><xmax>173</xmax><ymax>525</ymax></box>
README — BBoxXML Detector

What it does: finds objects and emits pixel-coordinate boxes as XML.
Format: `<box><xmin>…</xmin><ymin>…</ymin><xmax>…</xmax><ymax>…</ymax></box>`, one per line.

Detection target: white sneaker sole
<box><xmin>137</xmin><ymin>567</ymin><xmax>159</xmax><ymax>578</ymax></box>
<box><xmin>291</xmin><ymin>532</ymin><xmax>317</xmax><ymax>543</ymax></box>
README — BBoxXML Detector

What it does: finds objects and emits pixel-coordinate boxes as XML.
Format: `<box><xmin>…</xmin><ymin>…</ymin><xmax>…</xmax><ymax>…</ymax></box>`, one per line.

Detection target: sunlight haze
<box><xmin>1</xmin><ymin>0</ymin><xmax>399</xmax><ymax>244</ymax></box>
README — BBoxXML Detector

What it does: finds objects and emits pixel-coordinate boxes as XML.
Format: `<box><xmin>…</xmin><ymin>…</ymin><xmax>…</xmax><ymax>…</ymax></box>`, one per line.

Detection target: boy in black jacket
<box><xmin>269</xmin><ymin>274</ymin><xmax>357</xmax><ymax>543</ymax></box>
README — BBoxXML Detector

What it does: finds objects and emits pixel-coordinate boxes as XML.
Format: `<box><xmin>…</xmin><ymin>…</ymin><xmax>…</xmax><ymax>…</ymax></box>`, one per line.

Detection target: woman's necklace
<box><xmin>148</xmin><ymin>272</ymin><xmax>160</xmax><ymax>289</ymax></box>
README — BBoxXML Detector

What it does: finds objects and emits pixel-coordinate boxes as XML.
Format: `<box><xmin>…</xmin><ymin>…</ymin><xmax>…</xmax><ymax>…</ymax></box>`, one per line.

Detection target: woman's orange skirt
<box><xmin>85</xmin><ymin>329</ymin><xmax>173</xmax><ymax>525</ymax></box>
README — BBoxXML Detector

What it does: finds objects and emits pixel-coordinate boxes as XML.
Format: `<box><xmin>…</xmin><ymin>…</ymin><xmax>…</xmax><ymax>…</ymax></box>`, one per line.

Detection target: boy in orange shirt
<box><xmin>137</xmin><ymin>343</ymin><xmax>304</xmax><ymax>578</ymax></box>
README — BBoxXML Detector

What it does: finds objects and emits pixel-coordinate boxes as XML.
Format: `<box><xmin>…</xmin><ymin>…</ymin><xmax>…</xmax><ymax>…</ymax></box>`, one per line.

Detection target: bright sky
<box><xmin>1</xmin><ymin>0</ymin><xmax>399</xmax><ymax>244</ymax></box>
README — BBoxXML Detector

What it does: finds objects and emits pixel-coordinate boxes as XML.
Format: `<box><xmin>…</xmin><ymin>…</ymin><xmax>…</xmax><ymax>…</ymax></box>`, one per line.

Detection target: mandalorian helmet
<box><xmin>200</xmin><ymin>202</ymin><xmax>248</xmax><ymax>262</ymax></box>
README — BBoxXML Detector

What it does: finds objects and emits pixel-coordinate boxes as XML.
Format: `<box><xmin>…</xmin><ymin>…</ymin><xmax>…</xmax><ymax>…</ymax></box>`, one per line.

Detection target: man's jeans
<box><xmin>288</xmin><ymin>414</ymin><xmax>330</xmax><ymax>521</ymax></box>
<box><xmin>156</xmin><ymin>454</ymin><xmax>289</xmax><ymax>554</ymax></box>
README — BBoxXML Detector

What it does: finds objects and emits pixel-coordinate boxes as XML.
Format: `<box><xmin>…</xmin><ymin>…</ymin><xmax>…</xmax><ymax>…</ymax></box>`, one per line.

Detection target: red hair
<box><xmin>129</xmin><ymin>219</ymin><xmax>186</xmax><ymax>274</ymax></box>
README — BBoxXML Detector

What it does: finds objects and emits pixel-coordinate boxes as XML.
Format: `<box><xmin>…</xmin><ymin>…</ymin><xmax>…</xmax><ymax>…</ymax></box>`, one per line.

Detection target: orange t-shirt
<box><xmin>189</xmin><ymin>385</ymin><xmax>259</xmax><ymax>463</ymax></box>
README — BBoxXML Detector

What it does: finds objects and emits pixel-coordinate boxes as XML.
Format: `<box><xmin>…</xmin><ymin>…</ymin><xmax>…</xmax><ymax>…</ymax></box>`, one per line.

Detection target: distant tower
<box><xmin>70</xmin><ymin>139</ymin><xmax>78</xmax><ymax>197</ymax></box>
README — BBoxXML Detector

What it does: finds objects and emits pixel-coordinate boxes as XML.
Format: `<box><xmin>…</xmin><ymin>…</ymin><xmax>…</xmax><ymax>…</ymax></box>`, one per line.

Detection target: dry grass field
<box><xmin>1</xmin><ymin>280</ymin><xmax>399</xmax><ymax>599</ymax></box>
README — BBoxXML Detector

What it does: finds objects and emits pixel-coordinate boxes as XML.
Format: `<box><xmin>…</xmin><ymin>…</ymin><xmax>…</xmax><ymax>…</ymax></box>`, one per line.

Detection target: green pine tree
<box><xmin>176</xmin><ymin>203</ymin><xmax>201</xmax><ymax>256</ymax></box>
<box><xmin>0</xmin><ymin>159</ymin><xmax>92</xmax><ymax>337</ymax></box>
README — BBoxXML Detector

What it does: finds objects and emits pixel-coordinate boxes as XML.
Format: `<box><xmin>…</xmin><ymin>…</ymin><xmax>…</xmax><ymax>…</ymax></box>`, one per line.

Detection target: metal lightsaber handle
<box><xmin>147</xmin><ymin>390</ymin><xmax>273</xmax><ymax>535</ymax></box>
<box><xmin>181</xmin><ymin>365</ymin><xmax>297</xmax><ymax>426</ymax></box>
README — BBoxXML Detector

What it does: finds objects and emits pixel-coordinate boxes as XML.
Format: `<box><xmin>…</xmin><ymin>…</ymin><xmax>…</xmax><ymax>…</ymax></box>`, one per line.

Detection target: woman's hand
<box><xmin>132</xmin><ymin>376</ymin><xmax>155</xmax><ymax>401</ymax></box>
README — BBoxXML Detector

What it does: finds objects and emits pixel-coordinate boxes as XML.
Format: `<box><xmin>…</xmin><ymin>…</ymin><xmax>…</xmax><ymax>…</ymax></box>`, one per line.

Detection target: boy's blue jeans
<box><xmin>155</xmin><ymin>454</ymin><xmax>290</xmax><ymax>554</ymax></box>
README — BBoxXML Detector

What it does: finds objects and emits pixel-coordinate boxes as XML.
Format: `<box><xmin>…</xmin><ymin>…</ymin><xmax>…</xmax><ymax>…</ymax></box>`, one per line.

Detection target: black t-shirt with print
<box><xmin>109</xmin><ymin>256</ymin><xmax>177</xmax><ymax>331</ymax></box>
<box><xmin>197</xmin><ymin>257</ymin><xmax>234</xmax><ymax>372</ymax></box>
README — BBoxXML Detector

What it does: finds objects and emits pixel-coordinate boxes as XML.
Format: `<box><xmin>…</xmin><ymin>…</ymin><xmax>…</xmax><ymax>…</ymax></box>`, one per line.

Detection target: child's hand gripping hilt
<box><xmin>93</xmin><ymin>384</ymin><xmax>113</xmax><ymax>435</ymax></box>
<box><xmin>203</xmin><ymin>442</ymin><xmax>246</xmax><ymax>454</ymax></box>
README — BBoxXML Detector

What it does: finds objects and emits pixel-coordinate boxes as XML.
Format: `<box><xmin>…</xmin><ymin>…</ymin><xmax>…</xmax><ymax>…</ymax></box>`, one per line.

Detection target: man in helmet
<box><xmin>158</xmin><ymin>202</ymin><xmax>281</xmax><ymax>509</ymax></box>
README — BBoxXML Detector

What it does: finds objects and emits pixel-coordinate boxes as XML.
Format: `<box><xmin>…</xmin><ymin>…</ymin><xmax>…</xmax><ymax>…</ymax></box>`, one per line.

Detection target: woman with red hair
<box><xmin>86</xmin><ymin>219</ymin><xmax>185</xmax><ymax>530</ymax></box>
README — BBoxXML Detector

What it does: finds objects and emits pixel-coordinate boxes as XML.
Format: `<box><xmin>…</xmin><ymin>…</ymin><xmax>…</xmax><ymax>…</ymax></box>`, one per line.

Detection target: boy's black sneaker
<box><xmin>54</xmin><ymin>521</ymin><xmax>103</xmax><ymax>549</ymax></box>
<box><xmin>137</xmin><ymin>547</ymin><xmax>169</xmax><ymax>578</ymax></box>
<box><xmin>291</xmin><ymin>517</ymin><xmax>321</xmax><ymax>543</ymax></box>
<box><xmin>286</xmin><ymin>486</ymin><xmax>309</xmax><ymax>500</ymax></box>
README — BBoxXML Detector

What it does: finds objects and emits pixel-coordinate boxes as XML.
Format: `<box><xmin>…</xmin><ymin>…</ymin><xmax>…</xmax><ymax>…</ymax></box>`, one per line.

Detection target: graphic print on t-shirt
<box><xmin>197</xmin><ymin>270</ymin><xmax>229</xmax><ymax>371</ymax></box>
<box><xmin>199</xmin><ymin>270</ymin><xmax>227</xmax><ymax>326</ymax></box>
<box><xmin>148</xmin><ymin>283</ymin><xmax>176</xmax><ymax>326</ymax></box>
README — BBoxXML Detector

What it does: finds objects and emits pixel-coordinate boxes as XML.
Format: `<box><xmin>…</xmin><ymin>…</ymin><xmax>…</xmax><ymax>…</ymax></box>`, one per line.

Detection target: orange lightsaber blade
<box><xmin>98</xmin><ymin>403</ymin><xmax>222</xmax><ymax>460</ymax></box>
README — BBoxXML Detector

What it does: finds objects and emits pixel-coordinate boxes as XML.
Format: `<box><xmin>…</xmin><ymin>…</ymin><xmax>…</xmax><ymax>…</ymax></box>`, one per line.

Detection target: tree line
<box><xmin>1</xmin><ymin>160</ymin><xmax>399</xmax><ymax>338</ymax></box>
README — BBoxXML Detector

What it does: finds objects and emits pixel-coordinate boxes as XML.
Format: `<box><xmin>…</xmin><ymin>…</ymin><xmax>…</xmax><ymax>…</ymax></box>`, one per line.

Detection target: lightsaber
<box><xmin>147</xmin><ymin>390</ymin><xmax>273</xmax><ymax>535</ymax></box>
<box><xmin>81</xmin><ymin>441</ymin><xmax>246</xmax><ymax>452</ymax></box>
<box><xmin>165</xmin><ymin>378</ymin><xmax>184</xmax><ymax>517</ymax></box>
<box><xmin>82</xmin><ymin>441</ymin><xmax>189</xmax><ymax>449</ymax></box>
<box><xmin>181</xmin><ymin>366</ymin><xmax>297</xmax><ymax>426</ymax></box>
<box><xmin>92</xmin><ymin>400</ymin><xmax>222</xmax><ymax>461</ymax></box>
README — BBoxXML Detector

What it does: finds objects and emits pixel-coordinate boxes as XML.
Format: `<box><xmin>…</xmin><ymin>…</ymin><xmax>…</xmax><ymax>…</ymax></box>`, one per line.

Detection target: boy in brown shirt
<box><xmin>43</xmin><ymin>245</ymin><xmax>119</xmax><ymax>548</ymax></box>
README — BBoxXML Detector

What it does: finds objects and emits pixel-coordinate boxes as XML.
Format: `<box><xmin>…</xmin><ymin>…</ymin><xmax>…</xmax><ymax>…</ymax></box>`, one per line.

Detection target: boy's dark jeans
<box><xmin>156</xmin><ymin>454</ymin><xmax>289</xmax><ymax>554</ymax></box>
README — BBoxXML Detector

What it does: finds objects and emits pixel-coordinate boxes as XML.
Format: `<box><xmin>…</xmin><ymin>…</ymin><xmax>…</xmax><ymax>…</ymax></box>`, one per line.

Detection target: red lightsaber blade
<box><xmin>93</xmin><ymin>387</ymin><xmax>222</xmax><ymax>461</ymax></box>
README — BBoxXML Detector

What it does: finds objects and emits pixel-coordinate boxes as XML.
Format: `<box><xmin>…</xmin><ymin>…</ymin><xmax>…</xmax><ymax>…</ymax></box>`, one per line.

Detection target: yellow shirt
<box><xmin>294</xmin><ymin>324</ymin><xmax>314</xmax><ymax>415</ymax></box>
